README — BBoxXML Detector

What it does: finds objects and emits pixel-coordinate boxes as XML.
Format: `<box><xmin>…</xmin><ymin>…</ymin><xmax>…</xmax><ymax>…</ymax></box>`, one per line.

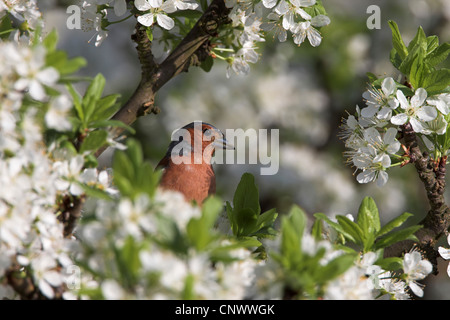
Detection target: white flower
<box><xmin>391</xmin><ymin>88</ymin><xmax>437</xmax><ymax>133</ymax></box>
<box><xmin>420</xmin><ymin>113</ymin><xmax>448</xmax><ymax>135</ymax></box>
<box><xmin>324</xmin><ymin>266</ymin><xmax>374</xmax><ymax>300</ymax></box>
<box><xmin>361</xmin><ymin>77</ymin><xmax>399</xmax><ymax>119</ymax></box>
<box><xmin>291</xmin><ymin>15</ymin><xmax>330</xmax><ymax>47</ymax></box>
<box><xmin>351</xmin><ymin>127</ymin><xmax>399</xmax><ymax>187</ymax></box>
<box><xmin>53</xmin><ymin>155</ymin><xmax>85</xmax><ymax>196</ymax></box>
<box><xmin>438</xmin><ymin>234</ymin><xmax>450</xmax><ymax>278</ymax></box>
<box><xmin>402</xmin><ymin>250</ymin><xmax>433</xmax><ymax>297</ymax></box>
<box><xmin>31</xmin><ymin>254</ymin><xmax>63</xmax><ymax>299</ymax></box>
<box><xmin>102</xmin><ymin>279</ymin><xmax>125</xmax><ymax>299</ymax></box>
<box><xmin>377</xmin><ymin>271</ymin><xmax>410</xmax><ymax>300</ymax></box>
<box><xmin>12</xmin><ymin>46</ymin><xmax>59</xmax><ymax>101</ymax></box>
<box><xmin>118</xmin><ymin>195</ymin><xmax>153</xmax><ymax>238</ymax></box>
<box><xmin>135</xmin><ymin>0</ymin><xmax>176</xmax><ymax>30</ymax></box>
<box><xmin>45</xmin><ymin>95</ymin><xmax>73</xmax><ymax>132</ymax></box>
<box><xmin>353</xmin><ymin>146</ymin><xmax>389</xmax><ymax>187</ymax></box>
<box><xmin>427</xmin><ymin>93</ymin><xmax>450</xmax><ymax>115</ymax></box>
<box><xmin>171</xmin><ymin>0</ymin><xmax>198</xmax><ymax>10</ymax></box>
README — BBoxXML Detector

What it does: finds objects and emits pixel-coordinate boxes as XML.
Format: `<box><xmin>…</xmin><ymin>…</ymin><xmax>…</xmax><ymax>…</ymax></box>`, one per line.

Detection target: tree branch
<box><xmin>385</xmin><ymin>123</ymin><xmax>450</xmax><ymax>269</ymax></box>
<box><xmin>96</xmin><ymin>0</ymin><xmax>230</xmax><ymax>158</ymax></box>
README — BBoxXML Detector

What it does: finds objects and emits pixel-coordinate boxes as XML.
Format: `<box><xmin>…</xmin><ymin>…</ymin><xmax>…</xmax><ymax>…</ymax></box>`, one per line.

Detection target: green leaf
<box><xmin>407</xmin><ymin>26</ymin><xmax>427</xmax><ymax>53</ymax></box>
<box><xmin>79</xmin><ymin>130</ymin><xmax>108</xmax><ymax>153</ymax></box>
<box><xmin>388</xmin><ymin>21</ymin><xmax>408</xmax><ymax>60</ymax></box>
<box><xmin>398</xmin><ymin>26</ymin><xmax>427</xmax><ymax>76</ymax></box>
<box><xmin>200</xmin><ymin>55</ymin><xmax>214</xmax><ymax>73</ymax></box>
<box><xmin>59</xmin><ymin>57</ymin><xmax>87</xmax><ymax>75</ymax></box>
<box><xmin>336</xmin><ymin>215</ymin><xmax>364</xmax><ymax>245</ymax></box>
<box><xmin>256</xmin><ymin>208</ymin><xmax>278</xmax><ymax>231</ymax></box>
<box><xmin>233</xmin><ymin>173</ymin><xmax>261</xmax><ymax>215</ymax></box>
<box><xmin>426</xmin><ymin>42</ymin><xmax>450</xmax><ymax>68</ymax></box>
<box><xmin>357</xmin><ymin>196</ymin><xmax>380</xmax><ymax>235</ymax></box>
<box><xmin>182</xmin><ymin>274</ymin><xmax>195</xmax><ymax>300</ymax></box>
<box><xmin>233</xmin><ymin>208</ymin><xmax>258</xmax><ymax>236</ymax></box>
<box><xmin>376</xmin><ymin>212</ymin><xmax>413</xmax><ymax>238</ymax></box>
<box><xmin>319</xmin><ymin>253</ymin><xmax>356</xmax><ymax>282</ymax></box>
<box><xmin>374</xmin><ymin>225</ymin><xmax>422</xmax><ymax>250</ymax></box>
<box><xmin>186</xmin><ymin>196</ymin><xmax>222</xmax><ymax>250</ymax></box>
<box><xmin>426</xmin><ymin>35</ymin><xmax>439</xmax><ymax>54</ymax></box>
<box><xmin>83</xmin><ymin>74</ymin><xmax>106</xmax><ymax>124</ymax></box>
<box><xmin>422</xmin><ymin>68</ymin><xmax>450</xmax><ymax>95</ymax></box>
<box><xmin>311</xmin><ymin>218</ymin><xmax>323</xmax><ymax>241</ymax></box>
<box><xmin>145</xmin><ymin>27</ymin><xmax>153</xmax><ymax>42</ymax></box>
<box><xmin>375</xmin><ymin>257</ymin><xmax>403</xmax><ymax>271</ymax></box>
<box><xmin>112</xmin><ymin>139</ymin><xmax>160</xmax><ymax>199</ymax></box>
<box><xmin>314</xmin><ymin>213</ymin><xmax>354</xmax><ymax>242</ymax></box>
<box><xmin>409</xmin><ymin>56</ymin><xmax>426</xmax><ymax>89</ymax></box>
<box><xmin>89</xmin><ymin>93</ymin><xmax>121</xmax><ymax>123</ymax></box>
<box><xmin>66</xmin><ymin>83</ymin><xmax>83</xmax><ymax>121</ymax></box>
<box><xmin>280</xmin><ymin>206</ymin><xmax>307</xmax><ymax>263</ymax></box>
<box><xmin>43</xmin><ymin>29</ymin><xmax>58</xmax><ymax>52</ymax></box>
<box><xmin>0</xmin><ymin>15</ymin><xmax>13</xmax><ymax>40</ymax></box>
<box><xmin>390</xmin><ymin>48</ymin><xmax>403</xmax><ymax>69</ymax></box>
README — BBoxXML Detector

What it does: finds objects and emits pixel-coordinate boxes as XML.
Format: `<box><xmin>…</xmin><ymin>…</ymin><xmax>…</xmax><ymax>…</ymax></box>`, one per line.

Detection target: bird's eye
<box><xmin>203</xmin><ymin>128</ymin><xmax>211</xmax><ymax>136</ymax></box>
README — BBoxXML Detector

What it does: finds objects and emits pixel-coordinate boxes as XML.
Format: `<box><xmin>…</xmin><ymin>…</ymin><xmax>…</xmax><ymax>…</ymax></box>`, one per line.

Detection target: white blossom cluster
<box><xmin>74</xmin><ymin>190</ymin><xmax>261</xmax><ymax>300</ymax></box>
<box><xmin>341</xmin><ymin>77</ymin><xmax>450</xmax><ymax>187</ymax></box>
<box><xmin>0</xmin><ymin>40</ymin><xmax>116</xmax><ymax>299</ymax></box>
<box><xmin>223</xmin><ymin>0</ymin><xmax>330</xmax><ymax>77</ymax></box>
<box><xmin>79</xmin><ymin>0</ymin><xmax>330</xmax><ymax>76</ymax></box>
<box><xmin>0</xmin><ymin>0</ymin><xmax>42</xmax><ymax>32</ymax></box>
<box><xmin>247</xmin><ymin>231</ymin><xmax>432</xmax><ymax>300</ymax></box>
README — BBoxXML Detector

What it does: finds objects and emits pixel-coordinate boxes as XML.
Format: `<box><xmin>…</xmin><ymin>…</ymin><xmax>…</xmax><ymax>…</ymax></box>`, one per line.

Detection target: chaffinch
<box><xmin>156</xmin><ymin>122</ymin><xmax>234</xmax><ymax>205</ymax></box>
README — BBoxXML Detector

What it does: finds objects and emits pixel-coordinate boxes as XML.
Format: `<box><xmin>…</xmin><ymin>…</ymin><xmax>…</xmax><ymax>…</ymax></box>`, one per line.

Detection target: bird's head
<box><xmin>159</xmin><ymin>121</ymin><xmax>234</xmax><ymax>168</ymax></box>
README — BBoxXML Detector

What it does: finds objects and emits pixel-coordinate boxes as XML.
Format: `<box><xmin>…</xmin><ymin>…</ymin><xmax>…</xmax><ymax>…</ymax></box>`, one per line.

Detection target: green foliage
<box><xmin>314</xmin><ymin>196</ymin><xmax>421</xmax><ymax>254</ymax></box>
<box><xmin>226</xmin><ymin>173</ymin><xmax>278</xmax><ymax>239</ymax></box>
<box><xmin>270</xmin><ymin>205</ymin><xmax>356</xmax><ymax>298</ymax></box>
<box><xmin>388</xmin><ymin>21</ymin><xmax>450</xmax><ymax>94</ymax></box>
<box><xmin>43</xmin><ymin>29</ymin><xmax>87</xmax><ymax>76</ymax></box>
<box><xmin>113</xmin><ymin>139</ymin><xmax>161</xmax><ymax>199</ymax></box>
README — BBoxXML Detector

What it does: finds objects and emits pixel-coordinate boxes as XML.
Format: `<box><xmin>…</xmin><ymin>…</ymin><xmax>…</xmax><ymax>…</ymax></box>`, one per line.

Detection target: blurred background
<box><xmin>38</xmin><ymin>0</ymin><xmax>450</xmax><ymax>298</ymax></box>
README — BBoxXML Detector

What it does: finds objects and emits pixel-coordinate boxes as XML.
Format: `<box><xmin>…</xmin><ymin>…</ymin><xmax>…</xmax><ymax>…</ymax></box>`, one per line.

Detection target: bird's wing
<box><xmin>155</xmin><ymin>156</ymin><xmax>170</xmax><ymax>171</ymax></box>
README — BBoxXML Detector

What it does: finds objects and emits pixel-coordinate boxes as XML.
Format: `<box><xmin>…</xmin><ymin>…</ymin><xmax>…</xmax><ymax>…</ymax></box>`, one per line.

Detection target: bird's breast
<box><xmin>159</xmin><ymin>162</ymin><xmax>216</xmax><ymax>205</ymax></box>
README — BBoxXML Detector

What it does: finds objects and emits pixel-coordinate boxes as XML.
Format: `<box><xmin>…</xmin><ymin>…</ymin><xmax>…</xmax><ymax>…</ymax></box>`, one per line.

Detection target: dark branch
<box><xmin>385</xmin><ymin>123</ymin><xmax>450</xmax><ymax>269</ymax></box>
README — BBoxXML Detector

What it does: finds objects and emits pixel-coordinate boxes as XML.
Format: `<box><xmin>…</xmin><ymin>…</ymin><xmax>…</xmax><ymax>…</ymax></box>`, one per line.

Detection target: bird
<box><xmin>156</xmin><ymin>122</ymin><xmax>234</xmax><ymax>205</ymax></box>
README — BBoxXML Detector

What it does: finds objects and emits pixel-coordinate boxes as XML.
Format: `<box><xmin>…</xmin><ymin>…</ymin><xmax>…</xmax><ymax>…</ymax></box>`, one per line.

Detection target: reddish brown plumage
<box><xmin>156</xmin><ymin>122</ymin><xmax>232</xmax><ymax>205</ymax></box>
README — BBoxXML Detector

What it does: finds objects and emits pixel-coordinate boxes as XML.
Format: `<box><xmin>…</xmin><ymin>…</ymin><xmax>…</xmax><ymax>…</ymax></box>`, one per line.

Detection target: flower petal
<box><xmin>361</xmin><ymin>105</ymin><xmax>378</xmax><ymax>118</ymax></box>
<box><xmin>438</xmin><ymin>247</ymin><xmax>450</xmax><ymax>260</ymax></box>
<box><xmin>114</xmin><ymin>0</ymin><xmax>127</xmax><ymax>16</ymax></box>
<box><xmin>391</xmin><ymin>113</ymin><xmax>408</xmax><ymax>125</ymax></box>
<box><xmin>411</xmin><ymin>88</ymin><xmax>427</xmax><ymax>107</ymax></box>
<box><xmin>357</xmin><ymin>170</ymin><xmax>375</xmax><ymax>184</ymax></box>
<box><xmin>376</xmin><ymin>171</ymin><xmax>388</xmax><ymax>187</ymax></box>
<box><xmin>409</xmin><ymin>281</ymin><xmax>424</xmax><ymax>297</ymax></box>
<box><xmin>135</xmin><ymin>0</ymin><xmax>152</xmax><ymax>10</ymax></box>
<box><xmin>396</xmin><ymin>90</ymin><xmax>409</xmax><ymax>110</ymax></box>
<box><xmin>156</xmin><ymin>14</ymin><xmax>174</xmax><ymax>30</ymax></box>
<box><xmin>137</xmin><ymin>13</ymin><xmax>154</xmax><ymax>26</ymax></box>
<box><xmin>410</xmin><ymin>118</ymin><xmax>424</xmax><ymax>133</ymax></box>
<box><xmin>306</xmin><ymin>26</ymin><xmax>322</xmax><ymax>47</ymax></box>
<box><xmin>262</xmin><ymin>0</ymin><xmax>277</xmax><ymax>9</ymax></box>
<box><xmin>311</xmin><ymin>14</ymin><xmax>330</xmax><ymax>27</ymax></box>
<box><xmin>382</xmin><ymin>77</ymin><xmax>396</xmax><ymax>96</ymax></box>
<box><xmin>417</xmin><ymin>106</ymin><xmax>437</xmax><ymax>121</ymax></box>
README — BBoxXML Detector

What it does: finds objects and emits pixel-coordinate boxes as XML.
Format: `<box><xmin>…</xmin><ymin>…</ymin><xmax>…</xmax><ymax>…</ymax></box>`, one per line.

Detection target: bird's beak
<box><xmin>213</xmin><ymin>138</ymin><xmax>235</xmax><ymax>150</ymax></box>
